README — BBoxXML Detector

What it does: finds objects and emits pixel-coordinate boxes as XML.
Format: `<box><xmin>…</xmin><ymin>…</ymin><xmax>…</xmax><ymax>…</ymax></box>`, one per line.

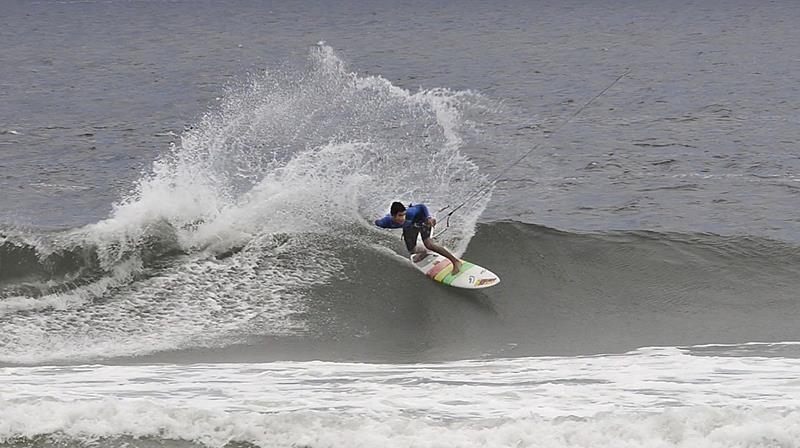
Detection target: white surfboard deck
<box><xmin>409</xmin><ymin>252</ymin><xmax>500</xmax><ymax>289</ymax></box>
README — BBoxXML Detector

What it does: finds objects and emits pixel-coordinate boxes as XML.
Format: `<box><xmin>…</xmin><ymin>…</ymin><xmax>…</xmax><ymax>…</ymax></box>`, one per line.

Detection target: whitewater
<box><xmin>4</xmin><ymin>345</ymin><xmax>800</xmax><ymax>447</ymax></box>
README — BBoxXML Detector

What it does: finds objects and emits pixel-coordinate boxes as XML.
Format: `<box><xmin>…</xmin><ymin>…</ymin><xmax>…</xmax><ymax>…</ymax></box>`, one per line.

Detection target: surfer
<box><xmin>375</xmin><ymin>202</ymin><xmax>463</xmax><ymax>274</ymax></box>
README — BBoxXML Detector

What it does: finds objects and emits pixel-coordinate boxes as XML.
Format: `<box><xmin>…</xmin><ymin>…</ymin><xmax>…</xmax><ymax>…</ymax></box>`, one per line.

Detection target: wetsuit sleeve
<box><xmin>417</xmin><ymin>204</ymin><xmax>431</xmax><ymax>220</ymax></box>
<box><xmin>374</xmin><ymin>215</ymin><xmax>394</xmax><ymax>228</ymax></box>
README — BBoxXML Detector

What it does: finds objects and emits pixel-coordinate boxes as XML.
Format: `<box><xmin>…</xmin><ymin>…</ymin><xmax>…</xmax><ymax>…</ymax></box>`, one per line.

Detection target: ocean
<box><xmin>1</xmin><ymin>1</ymin><xmax>799</xmax><ymax>447</ymax></box>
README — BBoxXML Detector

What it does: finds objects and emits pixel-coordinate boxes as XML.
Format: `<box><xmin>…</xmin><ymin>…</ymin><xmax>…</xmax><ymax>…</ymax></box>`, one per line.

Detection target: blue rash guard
<box><xmin>375</xmin><ymin>203</ymin><xmax>433</xmax><ymax>252</ymax></box>
<box><xmin>374</xmin><ymin>203</ymin><xmax>431</xmax><ymax>229</ymax></box>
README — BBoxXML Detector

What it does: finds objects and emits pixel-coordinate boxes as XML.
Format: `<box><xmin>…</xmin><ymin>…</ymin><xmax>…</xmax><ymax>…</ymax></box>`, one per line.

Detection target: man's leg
<box><xmin>422</xmin><ymin>237</ymin><xmax>462</xmax><ymax>274</ymax></box>
<box><xmin>404</xmin><ymin>227</ymin><xmax>428</xmax><ymax>262</ymax></box>
<box><xmin>411</xmin><ymin>246</ymin><xmax>428</xmax><ymax>262</ymax></box>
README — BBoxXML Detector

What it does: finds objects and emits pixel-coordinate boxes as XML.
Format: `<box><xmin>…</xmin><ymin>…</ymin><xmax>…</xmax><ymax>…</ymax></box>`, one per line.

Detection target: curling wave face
<box><xmin>3</xmin><ymin>220</ymin><xmax>800</xmax><ymax>365</ymax></box>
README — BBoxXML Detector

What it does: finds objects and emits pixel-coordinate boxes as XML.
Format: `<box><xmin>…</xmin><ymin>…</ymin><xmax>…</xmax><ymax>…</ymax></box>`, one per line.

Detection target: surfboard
<box><xmin>409</xmin><ymin>252</ymin><xmax>500</xmax><ymax>289</ymax></box>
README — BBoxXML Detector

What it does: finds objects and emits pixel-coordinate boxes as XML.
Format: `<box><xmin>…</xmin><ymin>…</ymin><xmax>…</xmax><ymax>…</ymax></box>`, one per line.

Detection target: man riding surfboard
<box><xmin>374</xmin><ymin>202</ymin><xmax>463</xmax><ymax>274</ymax></box>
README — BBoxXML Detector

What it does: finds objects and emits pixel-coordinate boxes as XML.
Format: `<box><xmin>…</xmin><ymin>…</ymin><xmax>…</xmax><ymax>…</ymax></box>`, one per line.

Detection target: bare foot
<box><xmin>451</xmin><ymin>259</ymin><xmax>462</xmax><ymax>275</ymax></box>
<box><xmin>413</xmin><ymin>252</ymin><xmax>430</xmax><ymax>263</ymax></box>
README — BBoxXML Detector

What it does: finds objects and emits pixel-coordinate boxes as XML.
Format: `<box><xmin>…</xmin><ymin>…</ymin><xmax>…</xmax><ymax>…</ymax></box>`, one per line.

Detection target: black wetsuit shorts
<box><xmin>403</xmin><ymin>223</ymin><xmax>431</xmax><ymax>252</ymax></box>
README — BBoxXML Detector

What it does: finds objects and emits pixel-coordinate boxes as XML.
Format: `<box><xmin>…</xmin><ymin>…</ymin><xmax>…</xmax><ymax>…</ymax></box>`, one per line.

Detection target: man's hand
<box><xmin>426</xmin><ymin>217</ymin><xmax>437</xmax><ymax>228</ymax></box>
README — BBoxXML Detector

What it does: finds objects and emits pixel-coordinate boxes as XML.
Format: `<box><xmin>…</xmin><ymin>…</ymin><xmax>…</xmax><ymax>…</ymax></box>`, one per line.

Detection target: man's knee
<box><xmin>423</xmin><ymin>238</ymin><xmax>436</xmax><ymax>250</ymax></box>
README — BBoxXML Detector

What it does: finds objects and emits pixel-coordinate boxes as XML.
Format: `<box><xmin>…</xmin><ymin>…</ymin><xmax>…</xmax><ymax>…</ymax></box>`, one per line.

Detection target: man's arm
<box><xmin>417</xmin><ymin>203</ymin><xmax>431</xmax><ymax>219</ymax></box>
<box><xmin>417</xmin><ymin>204</ymin><xmax>436</xmax><ymax>227</ymax></box>
<box><xmin>375</xmin><ymin>215</ymin><xmax>393</xmax><ymax>228</ymax></box>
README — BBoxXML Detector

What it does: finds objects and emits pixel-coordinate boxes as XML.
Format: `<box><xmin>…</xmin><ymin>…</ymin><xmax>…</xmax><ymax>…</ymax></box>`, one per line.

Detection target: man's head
<box><xmin>390</xmin><ymin>201</ymin><xmax>406</xmax><ymax>225</ymax></box>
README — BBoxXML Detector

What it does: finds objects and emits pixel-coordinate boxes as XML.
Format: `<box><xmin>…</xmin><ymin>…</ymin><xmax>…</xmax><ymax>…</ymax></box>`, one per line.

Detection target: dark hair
<box><xmin>390</xmin><ymin>201</ymin><xmax>406</xmax><ymax>216</ymax></box>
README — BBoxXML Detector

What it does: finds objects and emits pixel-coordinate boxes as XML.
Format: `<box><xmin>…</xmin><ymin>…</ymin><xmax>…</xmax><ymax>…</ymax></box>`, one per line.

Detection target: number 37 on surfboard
<box><xmin>374</xmin><ymin>201</ymin><xmax>500</xmax><ymax>289</ymax></box>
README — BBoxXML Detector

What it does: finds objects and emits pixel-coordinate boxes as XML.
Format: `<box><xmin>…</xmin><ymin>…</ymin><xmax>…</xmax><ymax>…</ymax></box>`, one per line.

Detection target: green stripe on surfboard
<box><xmin>442</xmin><ymin>261</ymin><xmax>475</xmax><ymax>285</ymax></box>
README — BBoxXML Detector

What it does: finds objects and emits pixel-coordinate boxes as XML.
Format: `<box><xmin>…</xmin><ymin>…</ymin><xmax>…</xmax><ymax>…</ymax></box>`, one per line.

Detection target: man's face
<box><xmin>392</xmin><ymin>211</ymin><xmax>406</xmax><ymax>225</ymax></box>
